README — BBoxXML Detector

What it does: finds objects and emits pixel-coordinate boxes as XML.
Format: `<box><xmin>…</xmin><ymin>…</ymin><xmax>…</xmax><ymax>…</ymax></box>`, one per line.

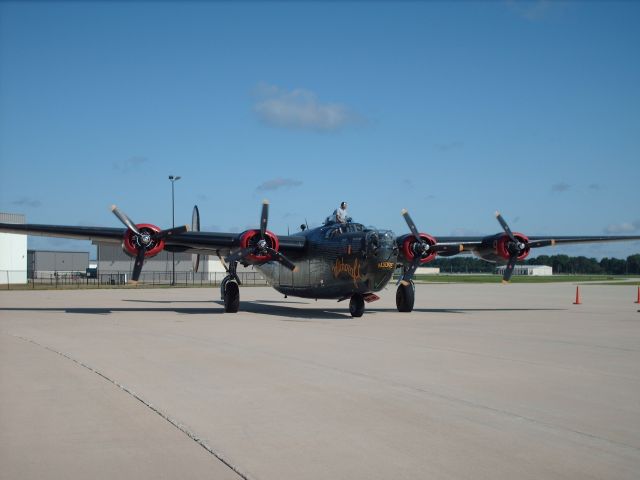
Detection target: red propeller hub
<box><xmin>122</xmin><ymin>224</ymin><xmax>165</xmax><ymax>258</ymax></box>
<box><xmin>402</xmin><ymin>233</ymin><xmax>437</xmax><ymax>264</ymax></box>
<box><xmin>239</xmin><ymin>229</ymin><xmax>280</xmax><ymax>263</ymax></box>
<box><xmin>496</xmin><ymin>232</ymin><xmax>530</xmax><ymax>261</ymax></box>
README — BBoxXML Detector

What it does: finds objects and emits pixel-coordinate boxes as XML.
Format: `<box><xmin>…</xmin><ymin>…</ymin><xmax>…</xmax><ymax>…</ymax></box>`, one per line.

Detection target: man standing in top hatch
<box><xmin>336</xmin><ymin>201</ymin><xmax>348</xmax><ymax>224</ymax></box>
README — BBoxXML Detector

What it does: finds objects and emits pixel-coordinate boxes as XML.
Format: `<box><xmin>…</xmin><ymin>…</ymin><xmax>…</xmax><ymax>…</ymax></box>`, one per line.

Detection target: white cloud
<box><xmin>12</xmin><ymin>197</ymin><xmax>42</xmax><ymax>208</ymax></box>
<box><xmin>433</xmin><ymin>141</ymin><xmax>464</xmax><ymax>152</ymax></box>
<box><xmin>505</xmin><ymin>0</ymin><xmax>554</xmax><ymax>21</ymax></box>
<box><xmin>256</xmin><ymin>178</ymin><xmax>303</xmax><ymax>192</ymax></box>
<box><xmin>253</xmin><ymin>83</ymin><xmax>360</xmax><ymax>131</ymax></box>
<box><xmin>604</xmin><ymin>220</ymin><xmax>640</xmax><ymax>234</ymax></box>
<box><xmin>551</xmin><ymin>182</ymin><xmax>570</xmax><ymax>193</ymax></box>
<box><xmin>113</xmin><ymin>156</ymin><xmax>148</xmax><ymax>174</ymax></box>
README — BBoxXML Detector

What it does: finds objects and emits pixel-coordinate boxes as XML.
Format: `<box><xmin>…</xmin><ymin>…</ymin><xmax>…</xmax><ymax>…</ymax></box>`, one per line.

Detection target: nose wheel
<box><xmin>396</xmin><ymin>280</ymin><xmax>415</xmax><ymax>312</ymax></box>
<box><xmin>349</xmin><ymin>294</ymin><xmax>365</xmax><ymax>317</ymax></box>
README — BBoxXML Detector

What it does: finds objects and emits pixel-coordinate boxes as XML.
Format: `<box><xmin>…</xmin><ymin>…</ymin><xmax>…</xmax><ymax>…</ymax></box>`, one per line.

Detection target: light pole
<box><xmin>169</xmin><ymin>175</ymin><xmax>181</xmax><ymax>285</ymax></box>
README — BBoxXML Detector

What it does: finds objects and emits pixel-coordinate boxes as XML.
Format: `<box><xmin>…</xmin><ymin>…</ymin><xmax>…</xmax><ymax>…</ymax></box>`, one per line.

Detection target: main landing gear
<box><xmin>221</xmin><ymin>262</ymin><xmax>240</xmax><ymax>313</ymax></box>
<box><xmin>349</xmin><ymin>293</ymin><xmax>365</xmax><ymax>318</ymax></box>
<box><xmin>396</xmin><ymin>280</ymin><xmax>415</xmax><ymax>312</ymax></box>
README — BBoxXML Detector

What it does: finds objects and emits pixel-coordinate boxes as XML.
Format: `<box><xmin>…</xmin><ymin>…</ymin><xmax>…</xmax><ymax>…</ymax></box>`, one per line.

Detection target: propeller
<box><xmin>495</xmin><ymin>211</ymin><xmax>528</xmax><ymax>283</ymax></box>
<box><xmin>226</xmin><ymin>200</ymin><xmax>297</xmax><ymax>271</ymax></box>
<box><xmin>111</xmin><ymin>205</ymin><xmax>189</xmax><ymax>283</ymax></box>
<box><xmin>398</xmin><ymin>209</ymin><xmax>434</xmax><ymax>285</ymax></box>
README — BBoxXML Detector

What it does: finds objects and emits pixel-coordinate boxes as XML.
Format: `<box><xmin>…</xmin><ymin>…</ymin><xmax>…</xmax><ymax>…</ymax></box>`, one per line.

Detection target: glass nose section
<box><xmin>368</xmin><ymin>230</ymin><xmax>395</xmax><ymax>260</ymax></box>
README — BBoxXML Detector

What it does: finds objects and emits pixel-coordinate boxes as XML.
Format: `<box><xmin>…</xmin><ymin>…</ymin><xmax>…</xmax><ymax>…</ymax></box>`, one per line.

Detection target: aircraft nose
<box><xmin>366</xmin><ymin>231</ymin><xmax>380</xmax><ymax>257</ymax></box>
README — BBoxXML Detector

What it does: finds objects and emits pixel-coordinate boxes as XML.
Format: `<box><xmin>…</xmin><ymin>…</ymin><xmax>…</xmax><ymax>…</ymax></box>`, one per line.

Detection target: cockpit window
<box><xmin>324</xmin><ymin>223</ymin><xmax>364</xmax><ymax>238</ymax></box>
<box><xmin>326</xmin><ymin>227</ymin><xmax>341</xmax><ymax>238</ymax></box>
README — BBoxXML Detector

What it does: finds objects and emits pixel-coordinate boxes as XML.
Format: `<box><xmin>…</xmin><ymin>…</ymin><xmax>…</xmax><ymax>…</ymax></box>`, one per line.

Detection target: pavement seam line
<box><xmin>13</xmin><ymin>334</ymin><xmax>253</xmax><ymax>480</ymax></box>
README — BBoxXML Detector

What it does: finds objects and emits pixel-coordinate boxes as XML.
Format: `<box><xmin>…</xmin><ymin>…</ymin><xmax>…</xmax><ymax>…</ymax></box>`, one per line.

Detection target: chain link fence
<box><xmin>0</xmin><ymin>271</ymin><xmax>267</xmax><ymax>290</ymax></box>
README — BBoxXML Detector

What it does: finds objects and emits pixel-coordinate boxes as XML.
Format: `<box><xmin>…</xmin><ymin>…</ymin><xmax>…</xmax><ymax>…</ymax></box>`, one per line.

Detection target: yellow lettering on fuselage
<box><xmin>332</xmin><ymin>257</ymin><xmax>361</xmax><ymax>287</ymax></box>
<box><xmin>377</xmin><ymin>261</ymin><xmax>395</xmax><ymax>270</ymax></box>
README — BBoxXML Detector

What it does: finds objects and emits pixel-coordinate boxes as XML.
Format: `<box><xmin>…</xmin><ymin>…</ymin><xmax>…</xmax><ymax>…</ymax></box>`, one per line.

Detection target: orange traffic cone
<box><xmin>635</xmin><ymin>286</ymin><xmax>640</xmax><ymax>304</ymax></box>
<box><xmin>573</xmin><ymin>286</ymin><xmax>581</xmax><ymax>305</ymax></box>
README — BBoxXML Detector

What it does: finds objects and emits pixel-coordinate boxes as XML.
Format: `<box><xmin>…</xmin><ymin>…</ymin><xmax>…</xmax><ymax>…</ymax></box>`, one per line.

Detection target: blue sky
<box><xmin>0</xmin><ymin>1</ymin><xmax>638</xmax><ymax>259</ymax></box>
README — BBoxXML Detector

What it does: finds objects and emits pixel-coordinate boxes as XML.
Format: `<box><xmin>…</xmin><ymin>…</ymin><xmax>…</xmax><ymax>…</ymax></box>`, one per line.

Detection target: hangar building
<box><xmin>0</xmin><ymin>212</ymin><xmax>27</xmax><ymax>284</ymax></box>
<box><xmin>495</xmin><ymin>265</ymin><xmax>553</xmax><ymax>276</ymax></box>
<box><xmin>28</xmin><ymin>250</ymin><xmax>89</xmax><ymax>279</ymax></box>
<box><xmin>94</xmin><ymin>242</ymin><xmax>258</xmax><ymax>284</ymax></box>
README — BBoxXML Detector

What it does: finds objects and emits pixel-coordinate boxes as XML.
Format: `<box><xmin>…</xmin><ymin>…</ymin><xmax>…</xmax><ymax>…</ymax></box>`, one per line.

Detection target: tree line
<box><xmin>429</xmin><ymin>254</ymin><xmax>640</xmax><ymax>275</ymax></box>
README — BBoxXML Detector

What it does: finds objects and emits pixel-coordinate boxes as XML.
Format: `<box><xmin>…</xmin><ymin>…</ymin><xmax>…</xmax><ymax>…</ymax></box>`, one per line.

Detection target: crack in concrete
<box><xmin>13</xmin><ymin>335</ymin><xmax>254</xmax><ymax>480</ymax></box>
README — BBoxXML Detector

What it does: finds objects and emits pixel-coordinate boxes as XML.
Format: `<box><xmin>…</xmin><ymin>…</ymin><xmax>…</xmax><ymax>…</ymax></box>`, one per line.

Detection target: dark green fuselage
<box><xmin>257</xmin><ymin>223</ymin><xmax>398</xmax><ymax>299</ymax></box>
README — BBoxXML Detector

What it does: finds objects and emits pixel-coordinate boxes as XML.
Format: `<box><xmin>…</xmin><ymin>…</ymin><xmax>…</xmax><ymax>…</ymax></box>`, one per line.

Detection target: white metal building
<box><xmin>94</xmin><ymin>241</ymin><xmax>256</xmax><ymax>284</ymax></box>
<box><xmin>495</xmin><ymin>265</ymin><xmax>553</xmax><ymax>276</ymax></box>
<box><xmin>27</xmin><ymin>250</ymin><xmax>89</xmax><ymax>278</ymax></box>
<box><xmin>0</xmin><ymin>212</ymin><xmax>27</xmax><ymax>284</ymax></box>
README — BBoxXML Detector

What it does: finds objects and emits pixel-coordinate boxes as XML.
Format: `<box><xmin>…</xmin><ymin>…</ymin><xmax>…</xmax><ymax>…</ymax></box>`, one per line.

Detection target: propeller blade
<box><xmin>154</xmin><ymin>225</ymin><xmax>189</xmax><ymax>240</ymax></box>
<box><xmin>131</xmin><ymin>247</ymin><xmax>146</xmax><ymax>283</ymax></box>
<box><xmin>495</xmin><ymin>211</ymin><xmax>517</xmax><ymax>243</ymax></box>
<box><xmin>502</xmin><ymin>255</ymin><xmax>518</xmax><ymax>283</ymax></box>
<box><xmin>260</xmin><ymin>200</ymin><xmax>269</xmax><ymax>239</ymax></box>
<box><xmin>111</xmin><ymin>205</ymin><xmax>140</xmax><ymax>235</ymax></box>
<box><xmin>226</xmin><ymin>247</ymin><xmax>253</xmax><ymax>264</ymax></box>
<box><xmin>192</xmin><ymin>205</ymin><xmax>201</xmax><ymax>273</ymax></box>
<box><xmin>401</xmin><ymin>209</ymin><xmax>421</xmax><ymax>240</ymax></box>
<box><xmin>266</xmin><ymin>247</ymin><xmax>298</xmax><ymax>271</ymax></box>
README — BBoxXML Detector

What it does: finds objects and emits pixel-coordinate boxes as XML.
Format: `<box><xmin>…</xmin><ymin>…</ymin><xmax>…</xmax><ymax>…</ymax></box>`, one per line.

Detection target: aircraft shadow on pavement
<box><xmin>123</xmin><ymin>299</ymin><xmax>216</xmax><ymax>304</ymax></box>
<box><xmin>218</xmin><ymin>302</ymin><xmax>565</xmax><ymax>320</ymax></box>
<box><xmin>0</xmin><ymin>307</ymin><xmax>222</xmax><ymax>315</ymax></box>
<box><xmin>215</xmin><ymin>301</ymin><xmax>352</xmax><ymax>320</ymax></box>
<box><xmin>0</xmin><ymin>304</ymin><xmax>564</xmax><ymax>318</ymax></box>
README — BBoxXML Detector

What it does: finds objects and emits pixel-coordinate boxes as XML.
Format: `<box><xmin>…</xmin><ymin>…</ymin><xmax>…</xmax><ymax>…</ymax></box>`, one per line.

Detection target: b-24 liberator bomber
<box><xmin>2</xmin><ymin>201</ymin><xmax>639</xmax><ymax>317</ymax></box>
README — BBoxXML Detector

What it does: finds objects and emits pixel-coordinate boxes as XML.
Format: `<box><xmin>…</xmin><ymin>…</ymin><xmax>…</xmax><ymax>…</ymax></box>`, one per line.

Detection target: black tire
<box><xmin>349</xmin><ymin>294</ymin><xmax>365</xmax><ymax>317</ymax></box>
<box><xmin>396</xmin><ymin>282</ymin><xmax>415</xmax><ymax>312</ymax></box>
<box><xmin>224</xmin><ymin>281</ymin><xmax>240</xmax><ymax>313</ymax></box>
<box><xmin>220</xmin><ymin>276</ymin><xmax>230</xmax><ymax>300</ymax></box>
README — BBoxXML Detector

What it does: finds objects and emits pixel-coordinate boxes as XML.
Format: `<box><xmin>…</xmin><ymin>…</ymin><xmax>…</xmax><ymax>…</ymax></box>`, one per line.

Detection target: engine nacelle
<box><xmin>239</xmin><ymin>229</ymin><xmax>280</xmax><ymax>264</ymax></box>
<box><xmin>475</xmin><ymin>232</ymin><xmax>530</xmax><ymax>263</ymax></box>
<box><xmin>399</xmin><ymin>233</ymin><xmax>437</xmax><ymax>264</ymax></box>
<box><xmin>122</xmin><ymin>223</ymin><xmax>165</xmax><ymax>258</ymax></box>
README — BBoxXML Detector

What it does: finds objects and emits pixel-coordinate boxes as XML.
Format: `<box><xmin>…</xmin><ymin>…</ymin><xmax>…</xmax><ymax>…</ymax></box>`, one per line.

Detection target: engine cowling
<box><xmin>496</xmin><ymin>232</ymin><xmax>530</xmax><ymax>261</ymax></box>
<box><xmin>475</xmin><ymin>232</ymin><xmax>530</xmax><ymax>263</ymax></box>
<box><xmin>122</xmin><ymin>223</ymin><xmax>166</xmax><ymax>258</ymax></box>
<box><xmin>239</xmin><ymin>229</ymin><xmax>280</xmax><ymax>264</ymax></box>
<box><xmin>401</xmin><ymin>233</ymin><xmax>437</xmax><ymax>264</ymax></box>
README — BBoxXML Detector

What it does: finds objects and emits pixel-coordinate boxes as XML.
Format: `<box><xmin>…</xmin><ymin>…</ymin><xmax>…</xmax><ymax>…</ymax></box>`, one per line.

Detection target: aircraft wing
<box><xmin>0</xmin><ymin>222</ymin><xmax>307</xmax><ymax>257</ymax></box>
<box><xmin>435</xmin><ymin>235</ymin><xmax>640</xmax><ymax>253</ymax></box>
